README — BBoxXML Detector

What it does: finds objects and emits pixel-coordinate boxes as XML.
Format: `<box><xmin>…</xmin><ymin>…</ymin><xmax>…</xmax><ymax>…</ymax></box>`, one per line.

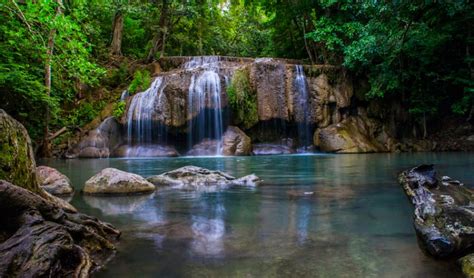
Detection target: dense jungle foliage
<box><xmin>0</xmin><ymin>0</ymin><xmax>472</xmax><ymax>155</ymax></box>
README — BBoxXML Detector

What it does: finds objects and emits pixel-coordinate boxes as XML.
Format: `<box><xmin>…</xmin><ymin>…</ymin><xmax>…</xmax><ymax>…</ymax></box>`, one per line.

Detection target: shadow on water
<box><xmin>40</xmin><ymin>152</ymin><xmax>474</xmax><ymax>277</ymax></box>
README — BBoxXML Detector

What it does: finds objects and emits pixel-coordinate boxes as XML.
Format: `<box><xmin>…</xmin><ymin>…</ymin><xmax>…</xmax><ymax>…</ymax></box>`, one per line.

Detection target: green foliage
<box><xmin>113</xmin><ymin>100</ymin><xmax>126</xmax><ymax>119</ymax></box>
<box><xmin>128</xmin><ymin>69</ymin><xmax>151</xmax><ymax>94</ymax></box>
<box><xmin>227</xmin><ymin>68</ymin><xmax>258</xmax><ymax>129</ymax></box>
<box><xmin>65</xmin><ymin>101</ymin><xmax>106</xmax><ymax>128</ymax></box>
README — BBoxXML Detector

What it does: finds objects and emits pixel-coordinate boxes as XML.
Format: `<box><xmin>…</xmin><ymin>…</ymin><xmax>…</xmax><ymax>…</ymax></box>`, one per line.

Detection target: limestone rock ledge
<box><xmin>398</xmin><ymin>165</ymin><xmax>474</xmax><ymax>277</ymax></box>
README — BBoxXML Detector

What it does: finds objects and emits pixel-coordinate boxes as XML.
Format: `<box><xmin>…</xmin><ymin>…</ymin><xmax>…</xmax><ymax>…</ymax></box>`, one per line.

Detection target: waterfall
<box><xmin>185</xmin><ymin>56</ymin><xmax>225</xmax><ymax>155</ymax></box>
<box><xmin>125</xmin><ymin>77</ymin><xmax>168</xmax><ymax>151</ymax></box>
<box><xmin>294</xmin><ymin>65</ymin><xmax>312</xmax><ymax>150</ymax></box>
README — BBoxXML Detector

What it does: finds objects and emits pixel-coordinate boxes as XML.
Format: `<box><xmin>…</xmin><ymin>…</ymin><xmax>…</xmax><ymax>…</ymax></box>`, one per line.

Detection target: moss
<box><xmin>227</xmin><ymin>67</ymin><xmax>259</xmax><ymax>129</ymax></box>
<box><xmin>0</xmin><ymin>110</ymin><xmax>39</xmax><ymax>193</ymax></box>
<box><xmin>460</xmin><ymin>254</ymin><xmax>474</xmax><ymax>278</ymax></box>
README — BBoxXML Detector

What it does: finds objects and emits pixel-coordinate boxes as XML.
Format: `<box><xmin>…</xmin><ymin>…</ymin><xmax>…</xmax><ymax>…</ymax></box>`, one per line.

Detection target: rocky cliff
<box><xmin>65</xmin><ymin>56</ymin><xmax>473</xmax><ymax>157</ymax></box>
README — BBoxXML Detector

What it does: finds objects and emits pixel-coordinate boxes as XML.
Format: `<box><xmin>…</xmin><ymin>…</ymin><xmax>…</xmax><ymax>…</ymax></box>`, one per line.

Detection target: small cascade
<box><xmin>294</xmin><ymin>65</ymin><xmax>312</xmax><ymax>150</ymax></box>
<box><xmin>126</xmin><ymin>77</ymin><xmax>168</xmax><ymax>149</ymax></box>
<box><xmin>185</xmin><ymin>56</ymin><xmax>226</xmax><ymax>155</ymax></box>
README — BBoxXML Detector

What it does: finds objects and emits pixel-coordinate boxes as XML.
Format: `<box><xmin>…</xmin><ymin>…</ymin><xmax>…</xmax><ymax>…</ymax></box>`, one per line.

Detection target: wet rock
<box><xmin>66</xmin><ymin>117</ymin><xmax>122</xmax><ymax>158</ymax></box>
<box><xmin>398</xmin><ymin>165</ymin><xmax>474</xmax><ymax>260</ymax></box>
<box><xmin>114</xmin><ymin>144</ymin><xmax>179</xmax><ymax>157</ymax></box>
<box><xmin>222</xmin><ymin>126</ymin><xmax>252</xmax><ymax>156</ymax></box>
<box><xmin>187</xmin><ymin>139</ymin><xmax>221</xmax><ymax>156</ymax></box>
<box><xmin>314</xmin><ymin>116</ymin><xmax>387</xmax><ymax>153</ymax></box>
<box><xmin>147</xmin><ymin>165</ymin><xmax>262</xmax><ymax>189</ymax></box>
<box><xmin>252</xmin><ymin>143</ymin><xmax>295</xmax><ymax>155</ymax></box>
<box><xmin>36</xmin><ymin>166</ymin><xmax>74</xmax><ymax>196</ymax></box>
<box><xmin>0</xmin><ymin>180</ymin><xmax>120</xmax><ymax>277</ymax></box>
<box><xmin>84</xmin><ymin>168</ymin><xmax>155</xmax><ymax>195</ymax></box>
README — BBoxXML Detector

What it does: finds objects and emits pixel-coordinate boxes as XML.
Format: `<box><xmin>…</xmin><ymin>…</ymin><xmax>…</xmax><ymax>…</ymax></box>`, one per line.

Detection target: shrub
<box><xmin>128</xmin><ymin>69</ymin><xmax>151</xmax><ymax>94</ymax></box>
<box><xmin>227</xmin><ymin>68</ymin><xmax>258</xmax><ymax>129</ymax></box>
<box><xmin>113</xmin><ymin>100</ymin><xmax>126</xmax><ymax>119</ymax></box>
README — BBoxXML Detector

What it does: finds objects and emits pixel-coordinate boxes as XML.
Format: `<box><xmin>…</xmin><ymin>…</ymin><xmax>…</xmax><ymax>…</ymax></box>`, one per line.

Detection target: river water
<box><xmin>42</xmin><ymin>153</ymin><xmax>474</xmax><ymax>277</ymax></box>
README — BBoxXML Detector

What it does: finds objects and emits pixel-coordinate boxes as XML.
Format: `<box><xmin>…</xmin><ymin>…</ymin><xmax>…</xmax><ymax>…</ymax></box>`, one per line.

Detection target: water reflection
<box><xmin>39</xmin><ymin>153</ymin><xmax>474</xmax><ymax>277</ymax></box>
<box><xmin>83</xmin><ymin>193</ymin><xmax>155</xmax><ymax>216</ymax></box>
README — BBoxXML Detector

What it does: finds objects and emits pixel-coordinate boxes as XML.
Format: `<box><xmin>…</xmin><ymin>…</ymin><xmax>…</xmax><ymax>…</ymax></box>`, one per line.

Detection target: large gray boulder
<box><xmin>398</xmin><ymin>165</ymin><xmax>474</xmax><ymax>275</ymax></box>
<box><xmin>222</xmin><ymin>126</ymin><xmax>252</xmax><ymax>156</ymax></box>
<box><xmin>36</xmin><ymin>166</ymin><xmax>74</xmax><ymax>195</ymax></box>
<box><xmin>147</xmin><ymin>166</ymin><xmax>262</xmax><ymax>189</ymax></box>
<box><xmin>84</xmin><ymin>168</ymin><xmax>155</xmax><ymax>195</ymax></box>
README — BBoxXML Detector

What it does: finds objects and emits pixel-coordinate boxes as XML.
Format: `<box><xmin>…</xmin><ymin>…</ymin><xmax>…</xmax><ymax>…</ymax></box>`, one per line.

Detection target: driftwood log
<box><xmin>0</xmin><ymin>180</ymin><xmax>120</xmax><ymax>277</ymax></box>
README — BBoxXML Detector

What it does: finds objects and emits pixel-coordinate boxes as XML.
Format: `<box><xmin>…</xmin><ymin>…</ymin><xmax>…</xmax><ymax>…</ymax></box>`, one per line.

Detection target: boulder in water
<box><xmin>147</xmin><ymin>165</ymin><xmax>262</xmax><ymax>189</ymax></box>
<box><xmin>84</xmin><ymin>168</ymin><xmax>156</xmax><ymax>195</ymax></box>
<box><xmin>36</xmin><ymin>166</ymin><xmax>74</xmax><ymax>195</ymax></box>
<box><xmin>222</xmin><ymin>126</ymin><xmax>252</xmax><ymax>156</ymax></box>
<box><xmin>398</xmin><ymin>165</ymin><xmax>474</xmax><ymax>261</ymax></box>
<box><xmin>252</xmin><ymin>143</ymin><xmax>295</xmax><ymax>155</ymax></box>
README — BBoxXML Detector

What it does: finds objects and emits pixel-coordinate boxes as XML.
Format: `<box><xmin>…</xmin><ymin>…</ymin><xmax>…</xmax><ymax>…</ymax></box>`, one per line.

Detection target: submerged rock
<box><xmin>314</xmin><ymin>116</ymin><xmax>387</xmax><ymax>153</ymax></box>
<box><xmin>114</xmin><ymin>144</ymin><xmax>179</xmax><ymax>157</ymax></box>
<box><xmin>252</xmin><ymin>143</ymin><xmax>295</xmax><ymax>155</ymax></box>
<box><xmin>147</xmin><ymin>165</ymin><xmax>262</xmax><ymax>189</ymax></box>
<box><xmin>398</xmin><ymin>165</ymin><xmax>474</xmax><ymax>261</ymax></box>
<box><xmin>84</xmin><ymin>168</ymin><xmax>155</xmax><ymax>195</ymax></box>
<box><xmin>187</xmin><ymin>139</ymin><xmax>221</xmax><ymax>156</ymax></box>
<box><xmin>36</xmin><ymin>166</ymin><xmax>74</xmax><ymax>195</ymax></box>
<box><xmin>222</xmin><ymin>126</ymin><xmax>252</xmax><ymax>156</ymax></box>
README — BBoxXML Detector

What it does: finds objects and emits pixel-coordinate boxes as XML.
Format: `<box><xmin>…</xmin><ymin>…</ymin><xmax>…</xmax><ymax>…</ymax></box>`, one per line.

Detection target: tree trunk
<box><xmin>110</xmin><ymin>10</ymin><xmax>124</xmax><ymax>56</ymax></box>
<box><xmin>40</xmin><ymin>0</ymin><xmax>63</xmax><ymax>157</ymax></box>
<box><xmin>146</xmin><ymin>0</ymin><xmax>169</xmax><ymax>63</ymax></box>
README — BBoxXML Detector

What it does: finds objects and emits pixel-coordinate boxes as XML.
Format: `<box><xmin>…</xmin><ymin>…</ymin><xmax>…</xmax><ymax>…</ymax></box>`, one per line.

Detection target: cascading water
<box><xmin>294</xmin><ymin>65</ymin><xmax>312</xmax><ymax>150</ymax></box>
<box><xmin>125</xmin><ymin>77</ymin><xmax>169</xmax><ymax>156</ymax></box>
<box><xmin>185</xmin><ymin>56</ymin><xmax>226</xmax><ymax>155</ymax></box>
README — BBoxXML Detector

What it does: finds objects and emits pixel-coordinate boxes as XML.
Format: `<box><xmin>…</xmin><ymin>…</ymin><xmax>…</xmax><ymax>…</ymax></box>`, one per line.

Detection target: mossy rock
<box><xmin>0</xmin><ymin>109</ymin><xmax>39</xmax><ymax>192</ymax></box>
<box><xmin>460</xmin><ymin>254</ymin><xmax>474</xmax><ymax>278</ymax></box>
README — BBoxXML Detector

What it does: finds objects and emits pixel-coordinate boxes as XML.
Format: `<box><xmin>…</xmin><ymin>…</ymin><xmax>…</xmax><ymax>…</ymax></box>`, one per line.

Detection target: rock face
<box><xmin>398</xmin><ymin>165</ymin><xmax>474</xmax><ymax>269</ymax></box>
<box><xmin>0</xmin><ymin>180</ymin><xmax>120</xmax><ymax>277</ymax></box>
<box><xmin>314</xmin><ymin>115</ymin><xmax>387</xmax><ymax>153</ymax></box>
<box><xmin>66</xmin><ymin>117</ymin><xmax>122</xmax><ymax>158</ymax></box>
<box><xmin>147</xmin><ymin>165</ymin><xmax>262</xmax><ymax>189</ymax></box>
<box><xmin>84</xmin><ymin>168</ymin><xmax>156</xmax><ymax>195</ymax></box>
<box><xmin>36</xmin><ymin>166</ymin><xmax>74</xmax><ymax>195</ymax></box>
<box><xmin>0</xmin><ymin>109</ymin><xmax>38</xmax><ymax>192</ymax></box>
<box><xmin>222</xmin><ymin>126</ymin><xmax>252</xmax><ymax>156</ymax></box>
